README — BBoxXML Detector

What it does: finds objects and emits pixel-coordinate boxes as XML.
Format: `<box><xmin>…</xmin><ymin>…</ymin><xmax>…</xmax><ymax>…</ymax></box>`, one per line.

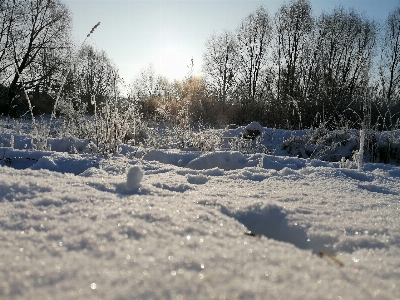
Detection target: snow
<box><xmin>1</xmin><ymin>128</ymin><xmax>400</xmax><ymax>299</ymax></box>
<box><xmin>245</xmin><ymin>121</ymin><xmax>265</xmax><ymax>133</ymax></box>
<box><xmin>117</xmin><ymin>166</ymin><xmax>144</xmax><ymax>193</ymax></box>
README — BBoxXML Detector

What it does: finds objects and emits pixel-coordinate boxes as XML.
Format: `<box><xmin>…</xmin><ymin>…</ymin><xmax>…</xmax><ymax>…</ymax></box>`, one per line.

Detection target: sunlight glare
<box><xmin>157</xmin><ymin>45</ymin><xmax>192</xmax><ymax>80</ymax></box>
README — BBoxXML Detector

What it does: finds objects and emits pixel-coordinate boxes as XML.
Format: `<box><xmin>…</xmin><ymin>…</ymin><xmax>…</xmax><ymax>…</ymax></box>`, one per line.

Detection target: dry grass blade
<box><xmin>318</xmin><ymin>250</ymin><xmax>344</xmax><ymax>267</ymax></box>
<box><xmin>87</xmin><ymin>22</ymin><xmax>101</xmax><ymax>37</ymax></box>
<box><xmin>244</xmin><ymin>231</ymin><xmax>261</xmax><ymax>238</ymax></box>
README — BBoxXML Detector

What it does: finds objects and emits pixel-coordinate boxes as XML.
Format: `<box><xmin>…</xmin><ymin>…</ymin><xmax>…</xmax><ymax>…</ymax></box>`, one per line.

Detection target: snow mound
<box><xmin>186</xmin><ymin>174</ymin><xmax>209</xmax><ymax>184</ymax></box>
<box><xmin>0</xmin><ymin>148</ymin><xmax>52</xmax><ymax>169</ymax></box>
<box><xmin>142</xmin><ymin>150</ymin><xmax>336</xmax><ymax>172</ymax></box>
<box><xmin>221</xmin><ymin>204</ymin><xmax>313</xmax><ymax>251</ymax></box>
<box><xmin>31</xmin><ymin>153</ymin><xmax>99</xmax><ymax>175</ymax></box>
<box><xmin>186</xmin><ymin>151</ymin><xmax>259</xmax><ymax>170</ymax></box>
<box><xmin>245</xmin><ymin>121</ymin><xmax>265</xmax><ymax>133</ymax></box>
<box><xmin>143</xmin><ymin>150</ymin><xmax>202</xmax><ymax>167</ymax></box>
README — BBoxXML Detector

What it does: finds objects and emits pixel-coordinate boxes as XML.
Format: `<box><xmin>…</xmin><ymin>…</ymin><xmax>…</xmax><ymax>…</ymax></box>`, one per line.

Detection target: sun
<box><xmin>157</xmin><ymin>45</ymin><xmax>192</xmax><ymax>81</ymax></box>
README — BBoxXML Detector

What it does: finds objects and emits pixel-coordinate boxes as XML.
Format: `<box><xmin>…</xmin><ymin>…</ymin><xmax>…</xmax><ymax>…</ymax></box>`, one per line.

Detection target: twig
<box><xmin>318</xmin><ymin>250</ymin><xmax>344</xmax><ymax>267</ymax></box>
<box><xmin>244</xmin><ymin>231</ymin><xmax>261</xmax><ymax>238</ymax></box>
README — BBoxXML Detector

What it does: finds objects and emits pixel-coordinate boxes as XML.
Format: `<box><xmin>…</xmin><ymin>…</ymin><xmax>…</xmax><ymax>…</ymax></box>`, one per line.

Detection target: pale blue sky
<box><xmin>64</xmin><ymin>0</ymin><xmax>399</xmax><ymax>84</ymax></box>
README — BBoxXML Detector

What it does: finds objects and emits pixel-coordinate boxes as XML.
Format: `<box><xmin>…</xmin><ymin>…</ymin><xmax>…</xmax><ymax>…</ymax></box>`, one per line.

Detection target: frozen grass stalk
<box><xmin>91</xmin><ymin>95</ymin><xmax>99</xmax><ymax>150</ymax></box>
<box><xmin>49</xmin><ymin>22</ymin><xmax>101</xmax><ymax>131</ymax></box>
<box><xmin>358</xmin><ymin>123</ymin><xmax>365</xmax><ymax>171</ymax></box>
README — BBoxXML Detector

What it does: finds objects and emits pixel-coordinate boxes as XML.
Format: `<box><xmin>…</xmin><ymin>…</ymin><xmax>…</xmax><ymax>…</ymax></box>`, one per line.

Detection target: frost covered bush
<box><xmin>308</xmin><ymin>129</ymin><xmax>359</xmax><ymax>161</ymax></box>
<box><xmin>279</xmin><ymin>127</ymin><xmax>360</xmax><ymax>162</ymax></box>
<box><xmin>278</xmin><ymin>125</ymin><xmax>400</xmax><ymax>165</ymax></box>
<box><xmin>56</xmin><ymin>96</ymin><xmax>91</xmax><ymax>139</ymax></box>
<box><xmin>55</xmin><ymin>79</ymin><xmax>142</xmax><ymax>155</ymax></box>
<box><xmin>373</xmin><ymin>130</ymin><xmax>400</xmax><ymax>164</ymax></box>
<box><xmin>139</xmin><ymin>123</ymin><xmax>223</xmax><ymax>151</ymax></box>
<box><xmin>281</xmin><ymin>135</ymin><xmax>310</xmax><ymax>158</ymax></box>
<box><xmin>175</xmin><ymin>125</ymin><xmax>222</xmax><ymax>151</ymax></box>
<box><xmin>93</xmin><ymin>98</ymin><xmax>139</xmax><ymax>154</ymax></box>
<box><xmin>228</xmin><ymin>133</ymin><xmax>269</xmax><ymax>154</ymax></box>
<box><xmin>191</xmin><ymin>131</ymin><xmax>222</xmax><ymax>151</ymax></box>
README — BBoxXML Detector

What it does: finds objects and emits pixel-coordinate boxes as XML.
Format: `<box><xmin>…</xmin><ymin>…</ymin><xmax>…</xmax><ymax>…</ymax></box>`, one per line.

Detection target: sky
<box><xmin>63</xmin><ymin>0</ymin><xmax>400</xmax><ymax>84</ymax></box>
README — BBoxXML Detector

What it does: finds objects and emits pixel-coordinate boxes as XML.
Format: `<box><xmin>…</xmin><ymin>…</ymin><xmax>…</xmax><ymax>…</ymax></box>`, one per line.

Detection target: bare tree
<box><xmin>202</xmin><ymin>30</ymin><xmax>236</xmax><ymax>104</ymax></box>
<box><xmin>273</xmin><ymin>0</ymin><xmax>314</xmax><ymax>128</ymax></box>
<box><xmin>128</xmin><ymin>65</ymin><xmax>168</xmax><ymax>117</ymax></box>
<box><xmin>314</xmin><ymin>7</ymin><xmax>376</xmax><ymax>127</ymax></box>
<box><xmin>6</xmin><ymin>0</ymin><xmax>72</xmax><ymax>113</ymax></box>
<box><xmin>0</xmin><ymin>0</ymin><xmax>17</xmax><ymax>84</ymax></box>
<box><xmin>379</xmin><ymin>6</ymin><xmax>400</xmax><ymax>104</ymax></box>
<box><xmin>129</xmin><ymin>65</ymin><xmax>161</xmax><ymax>102</ymax></box>
<box><xmin>234</xmin><ymin>6</ymin><xmax>272</xmax><ymax>122</ymax></box>
<box><xmin>200</xmin><ymin>3</ymin><xmax>382</xmax><ymax>128</ymax></box>
<box><xmin>275</xmin><ymin>0</ymin><xmax>313</xmax><ymax>98</ymax></box>
<box><xmin>64</xmin><ymin>44</ymin><xmax>119</xmax><ymax>113</ymax></box>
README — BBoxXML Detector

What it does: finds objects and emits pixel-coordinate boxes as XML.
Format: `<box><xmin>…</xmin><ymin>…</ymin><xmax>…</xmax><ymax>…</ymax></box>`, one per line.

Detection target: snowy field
<box><xmin>1</xmin><ymin>123</ymin><xmax>400</xmax><ymax>299</ymax></box>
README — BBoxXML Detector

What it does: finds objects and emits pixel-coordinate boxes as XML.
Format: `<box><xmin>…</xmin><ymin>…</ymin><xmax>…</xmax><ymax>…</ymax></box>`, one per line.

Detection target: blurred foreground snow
<box><xmin>1</xmin><ymin>142</ymin><xmax>400</xmax><ymax>299</ymax></box>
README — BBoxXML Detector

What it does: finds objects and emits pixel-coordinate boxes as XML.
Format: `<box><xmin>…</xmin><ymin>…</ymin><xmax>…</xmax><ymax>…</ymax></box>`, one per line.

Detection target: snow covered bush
<box><xmin>93</xmin><ymin>98</ymin><xmax>137</xmax><ymax>154</ymax></box>
<box><xmin>279</xmin><ymin>126</ymin><xmax>360</xmax><ymax>162</ymax></box>
<box><xmin>281</xmin><ymin>135</ymin><xmax>310</xmax><ymax>158</ymax></box>
<box><xmin>226</xmin><ymin>122</ymin><xmax>269</xmax><ymax>155</ymax></box>
<box><xmin>308</xmin><ymin>129</ymin><xmax>359</xmax><ymax>161</ymax></box>
<box><xmin>373</xmin><ymin>130</ymin><xmax>400</xmax><ymax>164</ymax></box>
<box><xmin>243</xmin><ymin>121</ymin><xmax>265</xmax><ymax>140</ymax></box>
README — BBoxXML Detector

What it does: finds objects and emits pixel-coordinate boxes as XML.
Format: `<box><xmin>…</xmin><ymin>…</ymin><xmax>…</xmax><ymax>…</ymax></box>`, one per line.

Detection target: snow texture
<box><xmin>1</xmin><ymin>135</ymin><xmax>400</xmax><ymax>299</ymax></box>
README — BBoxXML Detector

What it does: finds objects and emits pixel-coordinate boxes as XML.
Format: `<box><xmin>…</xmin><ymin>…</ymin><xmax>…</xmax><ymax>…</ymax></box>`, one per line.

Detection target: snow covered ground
<box><xmin>1</xmin><ymin>125</ymin><xmax>400</xmax><ymax>299</ymax></box>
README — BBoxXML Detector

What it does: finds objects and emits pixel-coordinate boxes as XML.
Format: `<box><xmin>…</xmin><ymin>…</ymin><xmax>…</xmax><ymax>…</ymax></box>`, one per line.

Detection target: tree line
<box><xmin>130</xmin><ymin>0</ymin><xmax>400</xmax><ymax>130</ymax></box>
<box><xmin>1</xmin><ymin>0</ymin><xmax>400</xmax><ymax>131</ymax></box>
<box><xmin>202</xmin><ymin>0</ymin><xmax>400</xmax><ymax>129</ymax></box>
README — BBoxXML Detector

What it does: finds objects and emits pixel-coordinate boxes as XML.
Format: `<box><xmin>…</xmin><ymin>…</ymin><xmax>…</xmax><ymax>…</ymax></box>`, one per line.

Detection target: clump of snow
<box><xmin>186</xmin><ymin>174</ymin><xmax>209</xmax><ymax>184</ymax></box>
<box><xmin>117</xmin><ymin>165</ymin><xmax>144</xmax><ymax>193</ymax></box>
<box><xmin>245</xmin><ymin>121</ymin><xmax>265</xmax><ymax>133</ymax></box>
<box><xmin>126</xmin><ymin>165</ymin><xmax>144</xmax><ymax>190</ymax></box>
